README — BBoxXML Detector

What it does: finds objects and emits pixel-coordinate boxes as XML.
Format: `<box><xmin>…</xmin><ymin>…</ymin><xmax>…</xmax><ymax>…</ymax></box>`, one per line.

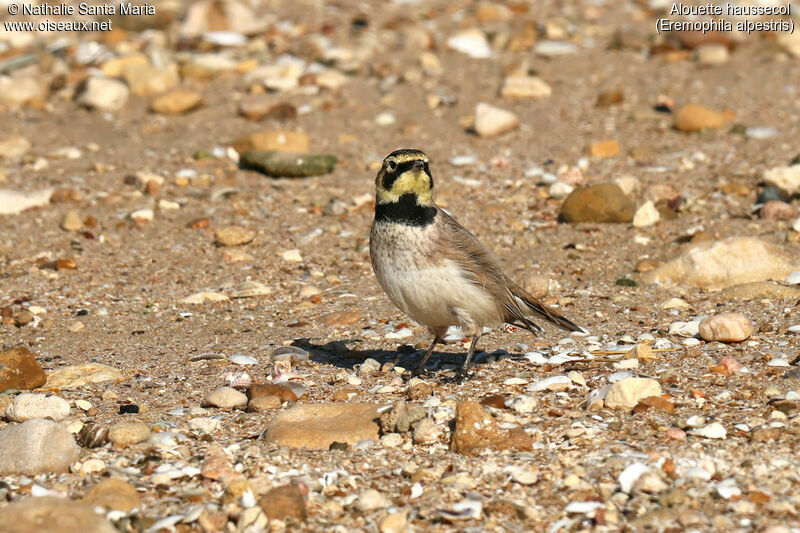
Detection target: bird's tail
<box><xmin>506</xmin><ymin>280</ymin><xmax>586</xmax><ymax>334</ymax></box>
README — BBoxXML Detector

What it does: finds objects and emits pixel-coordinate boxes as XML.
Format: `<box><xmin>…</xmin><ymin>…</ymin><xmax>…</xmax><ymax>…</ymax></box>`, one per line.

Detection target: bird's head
<box><xmin>375</xmin><ymin>149</ymin><xmax>434</xmax><ymax>207</ymax></box>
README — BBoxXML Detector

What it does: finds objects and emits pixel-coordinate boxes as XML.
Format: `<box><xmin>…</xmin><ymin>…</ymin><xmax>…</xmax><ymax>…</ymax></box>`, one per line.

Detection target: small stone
<box><xmin>233</xmin><ymin>131</ymin><xmax>310</xmax><ymax>154</ymax></box>
<box><xmin>666</xmin><ymin>427</ymin><xmax>686</xmax><ymax>440</ymax></box>
<box><xmin>359</xmin><ymin>358</ymin><xmax>381</xmax><ymax>376</ymax></box>
<box><xmin>695</xmin><ymin>43</ymin><xmax>729</xmax><ymax>65</ymax></box>
<box><xmin>699</xmin><ymin>312</ymin><xmax>753</xmax><ymax>343</ymax></box>
<box><xmin>0</xmin><ymin>419</ymin><xmax>80</xmax><ymax>475</ymax></box>
<box><xmin>46</xmin><ymin>363</ymin><xmax>125</xmax><ymax>388</ymax></box>
<box><xmin>181</xmin><ymin>291</ymin><xmax>230</xmax><ymax>304</ymax></box>
<box><xmin>596</xmin><ymin>89</ymin><xmax>624</xmax><ymax>107</ymax></box>
<box><xmin>0</xmin><ymin>346</ymin><xmax>47</xmax><ymax>392</ymax></box>
<box><xmin>108</xmin><ymin>422</ymin><xmax>151</xmax><ymax>446</ymax></box>
<box><xmin>761</xmin><ymin>201</ymin><xmax>797</xmax><ymax>221</ymax></box>
<box><xmin>214</xmin><ymin>226</ymin><xmax>256</xmax><ymax>246</ymax></box>
<box><xmin>0</xmin><ymin>135</ymin><xmax>32</xmax><ymax>159</ymax></box>
<box><xmin>412</xmin><ymin>418</ymin><xmax>439</xmax><ymax>444</ymax></box>
<box><xmin>560</xmin><ymin>183</ymin><xmax>636</xmax><ymax>223</ymax></box>
<box><xmin>76</xmin><ymin>77</ymin><xmax>130</xmax><ymax>111</ymax></box>
<box><xmin>633</xmin><ymin>201</ymin><xmax>660</xmax><ymax>227</ymax></box>
<box><xmin>506</xmin><ymin>395</ymin><xmax>539</xmax><ymax>413</ymax></box>
<box><xmin>635</xmin><ymin>395</ymin><xmax>675</xmax><ymax>414</ymax></box>
<box><xmin>320</xmin><ymin>310</ymin><xmax>361</xmax><ymax>327</ymax></box>
<box><xmin>605</xmin><ymin>378</ymin><xmax>662</xmax><ymax>409</ymax></box>
<box><xmin>689</xmin><ymin>422</ymin><xmax>727</xmax><ymax>439</ymax></box>
<box><xmin>60</xmin><ymin>210</ymin><xmax>83</xmax><ymax>231</ymax></box>
<box><xmin>356</xmin><ymin>489</ymin><xmax>392</xmax><ymax>512</ymax></box>
<box><xmin>82</xmin><ymin>478</ymin><xmax>141</xmax><ymax>511</ymax></box>
<box><xmin>264</xmin><ymin>403</ymin><xmax>382</xmax><ymax>449</ymax></box>
<box><xmin>202</xmin><ymin>386</ymin><xmax>248</xmax><ymax>409</ymax></box>
<box><xmin>240</xmin><ymin>151</ymin><xmax>337</xmax><ymax>178</ymax></box>
<box><xmin>0</xmin><ymin>77</ymin><xmax>45</xmax><ymax>108</ymax></box>
<box><xmin>500</xmin><ymin>76</ymin><xmax>551</xmax><ymax>100</ymax></box>
<box><xmin>247</xmin><ymin>383</ymin><xmax>297</xmax><ymax>403</ymax></box>
<box><xmin>408</xmin><ymin>379</ymin><xmax>433</xmax><ymax>400</ymax></box>
<box><xmin>381</xmin><ymin>433</ymin><xmax>403</xmax><ymax>448</ymax></box>
<box><xmin>258</xmin><ymin>484</ymin><xmax>307</xmax><ymax>522</ymax></box>
<box><xmin>450</xmin><ymin>401</ymin><xmax>533</xmax><ymax>455</ymax></box>
<box><xmin>282</xmin><ymin>249</ymin><xmax>303</xmax><ymax>262</ymax></box>
<box><xmin>474</xmin><ymin>102</ymin><xmax>519</xmax><ymax>137</ymax></box>
<box><xmin>763</xmin><ymin>165</ymin><xmax>800</xmax><ymax>196</ymax></box>
<box><xmin>379</xmin><ymin>511</ymin><xmax>409</xmax><ymax>533</ymax></box>
<box><xmin>379</xmin><ymin>400</ymin><xmax>426</xmax><ymax>433</ymax></box>
<box><xmin>642</xmin><ymin>237</ymin><xmax>796</xmax><ymax>290</ymax></box>
<box><xmin>129</xmin><ymin>208</ymin><xmax>154</xmax><ymax>222</ymax></box>
<box><xmin>447</xmin><ymin>28</ymin><xmax>492</xmax><ymax>58</ymax></box>
<box><xmin>239</xmin><ymin>96</ymin><xmax>296</xmax><ymax>121</ymax></box>
<box><xmin>0</xmin><ymin>497</ymin><xmax>116</xmax><ymax>533</ymax></box>
<box><xmin>6</xmin><ymin>393</ymin><xmax>70</xmax><ymax>422</ymax></box>
<box><xmin>122</xmin><ymin>64</ymin><xmax>180</xmax><ymax>96</ymax></box>
<box><xmin>534</xmin><ymin>40</ymin><xmax>578</xmax><ymax>56</ymax></box>
<box><xmin>674</xmin><ymin>104</ymin><xmax>725</xmax><ymax>132</ymax></box>
<box><xmin>230</xmin><ymin>280</ymin><xmax>272</xmax><ymax>298</ymax></box>
<box><xmin>248</xmin><ymin>395</ymin><xmax>282</xmax><ymax>412</ymax></box>
<box><xmin>149</xmin><ymin>88</ymin><xmax>203</xmax><ymax>114</ymax></box>
<box><xmin>588</xmin><ymin>140</ymin><xmax>620</xmax><ymax>158</ymax></box>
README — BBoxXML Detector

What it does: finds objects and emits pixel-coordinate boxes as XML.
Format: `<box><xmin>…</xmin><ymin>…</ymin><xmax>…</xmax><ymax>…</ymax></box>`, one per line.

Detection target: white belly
<box><xmin>370</xmin><ymin>221</ymin><xmax>501</xmax><ymax>334</ymax></box>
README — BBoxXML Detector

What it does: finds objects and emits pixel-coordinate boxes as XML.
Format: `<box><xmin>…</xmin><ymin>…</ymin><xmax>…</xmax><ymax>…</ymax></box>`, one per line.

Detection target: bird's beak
<box><xmin>412</xmin><ymin>160</ymin><xmax>425</xmax><ymax>170</ymax></box>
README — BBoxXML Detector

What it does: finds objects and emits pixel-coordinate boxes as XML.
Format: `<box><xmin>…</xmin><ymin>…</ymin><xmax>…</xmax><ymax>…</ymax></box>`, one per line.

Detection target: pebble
<box><xmin>0</xmin><ymin>497</ymin><xmax>117</xmax><ymax>533</ymax></box>
<box><xmin>619</xmin><ymin>462</ymin><xmax>649</xmax><ymax>494</ymax></box>
<box><xmin>233</xmin><ymin>131</ymin><xmax>310</xmax><ymax>154</ymax></box>
<box><xmin>240</xmin><ymin>151</ymin><xmax>337</xmax><ymax>178</ymax></box>
<box><xmin>450</xmin><ymin>402</ymin><xmax>532</xmax><ymax>455</ymax></box>
<box><xmin>604</xmin><ymin>378</ymin><xmax>662</xmax><ymax>409</ymax></box>
<box><xmin>534</xmin><ymin>40</ymin><xmax>578</xmax><ymax>56</ymax></box>
<box><xmin>699</xmin><ymin>312</ymin><xmax>754</xmax><ymax>343</ymax></box>
<box><xmin>189</xmin><ymin>417</ymin><xmax>222</xmax><ymax>434</ymax></box>
<box><xmin>0</xmin><ymin>419</ymin><xmax>80</xmax><ymax>475</ymax></box>
<box><xmin>379</xmin><ymin>511</ymin><xmax>409</xmax><ymax>533</ymax></box>
<box><xmin>0</xmin><ymin>135</ymin><xmax>32</xmax><ymax>160</ymax></box>
<box><xmin>282</xmin><ymin>249</ymin><xmax>303</xmax><ymax>262</ymax></box>
<box><xmin>129</xmin><ymin>208</ymin><xmax>154</xmax><ymax>222</ymax></box>
<box><xmin>689</xmin><ymin>422</ymin><xmax>727</xmax><ymax>439</ymax></box>
<box><xmin>356</xmin><ymin>489</ymin><xmax>392</xmax><ymax>512</ymax></box>
<box><xmin>46</xmin><ymin>363</ymin><xmax>125</xmax><ymax>388</ymax></box>
<box><xmin>588</xmin><ymin>140</ymin><xmax>620</xmax><ymax>158</ymax></box>
<box><xmin>673</xmin><ymin>104</ymin><xmax>725</xmax><ymax>132</ymax></box>
<box><xmin>527</xmin><ymin>375</ymin><xmax>571</xmax><ymax>392</ymax></box>
<box><xmin>60</xmin><ymin>210</ymin><xmax>84</xmax><ymax>231</ymax></box>
<box><xmin>695</xmin><ymin>43</ymin><xmax>729</xmax><ymax>65</ymax></box>
<box><xmin>549</xmin><ymin>181</ymin><xmax>574</xmax><ymax>199</ymax></box>
<box><xmin>264</xmin><ymin>403</ymin><xmax>381</xmax><ymax>449</ymax></box>
<box><xmin>761</xmin><ymin>201</ymin><xmax>797</xmax><ymax>221</ymax></box>
<box><xmin>642</xmin><ymin>237</ymin><xmax>795</xmax><ymax>289</ymax></box>
<box><xmin>763</xmin><ymin>165</ymin><xmax>800</xmax><ymax>196</ymax></box>
<box><xmin>560</xmin><ymin>183</ymin><xmax>636</xmax><ymax>223</ymax></box>
<box><xmin>76</xmin><ymin>77</ymin><xmax>130</xmax><ymax>111</ymax></box>
<box><xmin>230</xmin><ymin>280</ymin><xmax>272</xmax><ymax>298</ymax></box>
<box><xmin>500</xmin><ymin>76</ymin><xmax>551</xmax><ymax>100</ymax></box>
<box><xmin>247</xmin><ymin>383</ymin><xmax>297</xmax><ymax>403</ymax></box>
<box><xmin>474</xmin><ymin>102</ymin><xmax>519</xmax><ymax>137</ymax></box>
<box><xmin>787</xmin><ymin>271</ymin><xmax>800</xmax><ymax>285</ymax></box>
<box><xmin>506</xmin><ymin>395</ymin><xmax>539</xmax><ymax>413</ymax></box>
<box><xmin>0</xmin><ymin>188</ymin><xmax>52</xmax><ymax>215</ymax></box>
<box><xmin>149</xmin><ymin>88</ymin><xmax>203</xmax><ymax>114</ymax></box>
<box><xmin>666</xmin><ymin>427</ymin><xmax>687</xmax><ymax>440</ymax></box>
<box><xmin>358</xmin><ymin>358</ymin><xmax>381</xmax><ymax>376</ymax></box>
<box><xmin>746</xmin><ymin>126</ymin><xmax>778</xmax><ymax>140</ymax></box>
<box><xmin>229</xmin><ymin>354</ymin><xmax>258</xmax><ymax>365</ymax></box>
<box><xmin>446</xmin><ymin>29</ymin><xmax>491</xmax><ymax>58</ymax></box>
<box><xmin>633</xmin><ymin>201</ymin><xmax>660</xmax><ymax>227</ymax></box>
<box><xmin>181</xmin><ymin>291</ymin><xmax>230</xmax><ymax>304</ymax></box>
<box><xmin>248</xmin><ymin>395</ymin><xmax>282</xmax><ymax>412</ymax></box>
<box><xmin>81</xmin><ymin>477</ymin><xmax>142</xmax><ymax>511</ymax></box>
<box><xmin>202</xmin><ymin>386</ymin><xmax>248</xmax><ymax>409</ymax></box>
<box><xmin>412</xmin><ymin>418</ymin><xmax>439</xmax><ymax>444</ymax></box>
<box><xmin>6</xmin><ymin>393</ymin><xmax>71</xmax><ymax>422</ymax></box>
<box><xmin>108</xmin><ymin>422</ymin><xmax>151</xmax><ymax>446</ymax></box>
<box><xmin>258</xmin><ymin>484</ymin><xmax>307</xmax><ymax>522</ymax></box>
<box><xmin>0</xmin><ymin>346</ymin><xmax>47</xmax><ymax>392</ymax></box>
<box><xmin>214</xmin><ymin>226</ymin><xmax>256</xmax><ymax>246</ymax></box>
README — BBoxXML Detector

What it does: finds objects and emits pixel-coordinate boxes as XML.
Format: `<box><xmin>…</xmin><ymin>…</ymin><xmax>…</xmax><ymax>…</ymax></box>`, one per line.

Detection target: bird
<box><xmin>369</xmin><ymin>148</ymin><xmax>584</xmax><ymax>379</ymax></box>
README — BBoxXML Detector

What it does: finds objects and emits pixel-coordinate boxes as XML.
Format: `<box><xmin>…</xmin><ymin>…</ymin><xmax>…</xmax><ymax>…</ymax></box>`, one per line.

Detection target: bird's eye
<box><xmin>386</xmin><ymin>161</ymin><xmax>397</xmax><ymax>172</ymax></box>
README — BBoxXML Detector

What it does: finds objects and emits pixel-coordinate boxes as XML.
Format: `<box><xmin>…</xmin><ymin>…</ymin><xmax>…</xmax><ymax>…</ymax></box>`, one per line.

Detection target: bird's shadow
<box><xmin>290</xmin><ymin>338</ymin><xmax>527</xmax><ymax>381</ymax></box>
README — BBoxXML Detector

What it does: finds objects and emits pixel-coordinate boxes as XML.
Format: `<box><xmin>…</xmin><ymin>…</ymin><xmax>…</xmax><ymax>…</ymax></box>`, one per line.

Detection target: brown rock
<box><xmin>264</xmin><ymin>403</ymin><xmax>381</xmax><ymax>449</ymax></box>
<box><xmin>588</xmin><ymin>139</ymin><xmax>620</xmax><ymax>158</ymax></box>
<box><xmin>596</xmin><ymin>89</ymin><xmax>624</xmax><ymax>107</ymax></box>
<box><xmin>760</xmin><ymin>201</ymin><xmax>797</xmax><ymax>221</ymax></box>
<box><xmin>699</xmin><ymin>312</ymin><xmax>753</xmax><ymax>343</ymax></box>
<box><xmin>0</xmin><ymin>346</ymin><xmax>47</xmax><ymax>392</ymax></box>
<box><xmin>0</xmin><ymin>497</ymin><xmax>117</xmax><ymax>533</ymax></box>
<box><xmin>247</xmin><ymin>383</ymin><xmax>297</xmax><ymax>403</ymax></box>
<box><xmin>214</xmin><ymin>226</ymin><xmax>256</xmax><ymax>246</ymax></box>
<box><xmin>201</xmin><ymin>446</ymin><xmax>237</xmax><ymax>482</ymax></box>
<box><xmin>149</xmin><ymin>89</ymin><xmax>203</xmax><ymax>115</ymax></box>
<box><xmin>187</xmin><ymin>217</ymin><xmax>210</xmax><ymax>229</ymax></box>
<box><xmin>238</xmin><ymin>96</ymin><xmax>296</xmax><ymax>121</ymax></box>
<box><xmin>721</xmin><ymin>281</ymin><xmax>800</xmax><ymax>300</ymax></box>
<box><xmin>407</xmin><ymin>381</ymin><xmax>433</xmax><ymax>400</ymax></box>
<box><xmin>232</xmin><ymin>131</ymin><xmax>309</xmax><ymax>154</ymax></box>
<box><xmin>82</xmin><ymin>478</ymin><xmax>141</xmax><ymax>511</ymax></box>
<box><xmin>332</xmin><ymin>388</ymin><xmax>359</xmax><ymax>401</ymax></box>
<box><xmin>673</xmin><ymin>104</ymin><xmax>725</xmax><ymax>132</ymax></box>
<box><xmin>634</xmin><ymin>395</ymin><xmax>675</xmax><ymax>414</ymax></box>
<box><xmin>248</xmin><ymin>395</ymin><xmax>282</xmax><ymax>412</ymax></box>
<box><xmin>560</xmin><ymin>183</ymin><xmax>635</xmax><ymax>223</ymax></box>
<box><xmin>258</xmin><ymin>484</ymin><xmax>307</xmax><ymax>522</ymax></box>
<box><xmin>751</xmin><ymin>427</ymin><xmax>782</xmax><ymax>442</ymax></box>
<box><xmin>319</xmin><ymin>310</ymin><xmax>361</xmax><ymax>327</ymax></box>
<box><xmin>480</xmin><ymin>394</ymin><xmax>507</xmax><ymax>409</ymax></box>
<box><xmin>450</xmin><ymin>401</ymin><xmax>533</xmax><ymax>455</ymax></box>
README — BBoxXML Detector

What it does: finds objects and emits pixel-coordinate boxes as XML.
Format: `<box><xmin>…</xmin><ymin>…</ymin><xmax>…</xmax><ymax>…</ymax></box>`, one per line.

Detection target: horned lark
<box><xmin>369</xmin><ymin>149</ymin><xmax>584</xmax><ymax>379</ymax></box>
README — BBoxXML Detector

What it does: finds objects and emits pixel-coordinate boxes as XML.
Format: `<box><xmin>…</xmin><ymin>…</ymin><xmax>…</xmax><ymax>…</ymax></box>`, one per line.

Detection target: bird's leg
<box><xmin>413</xmin><ymin>335</ymin><xmax>442</xmax><ymax>375</ymax></box>
<box><xmin>456</xmin><ymin>334</ymin><xmax>481</xmax><ymax>381</ymax></box>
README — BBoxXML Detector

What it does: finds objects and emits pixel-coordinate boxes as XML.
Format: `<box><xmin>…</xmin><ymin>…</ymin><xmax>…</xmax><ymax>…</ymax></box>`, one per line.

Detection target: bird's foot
<box><xmin>453</xmin><ymin>364</ymin><xmax>473</xmax><ymax>383</ymax></box>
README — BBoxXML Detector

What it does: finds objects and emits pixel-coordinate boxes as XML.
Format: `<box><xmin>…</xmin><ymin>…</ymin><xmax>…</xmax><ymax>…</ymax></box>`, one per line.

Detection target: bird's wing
<box><xmin>437</xmin><ymin>208</ymin><xmax>584</xmax><ymax>334</ymax></box>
